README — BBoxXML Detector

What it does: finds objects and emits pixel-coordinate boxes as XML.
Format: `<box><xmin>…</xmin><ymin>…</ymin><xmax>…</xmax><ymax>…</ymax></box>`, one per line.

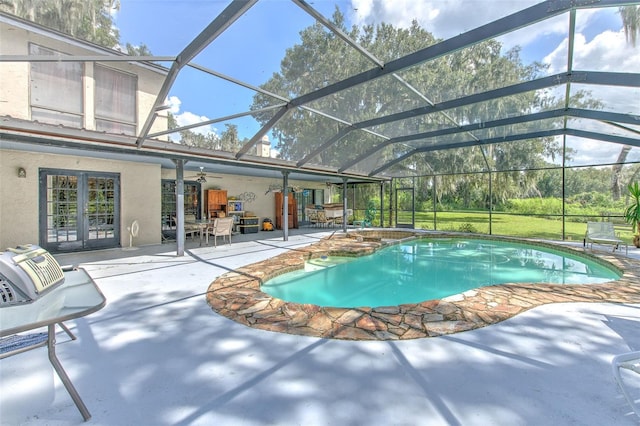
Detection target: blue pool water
<box><xmin>261</xmin><ymin>238</ymin><xmax>621</xmax><ymax>308</ymax></box>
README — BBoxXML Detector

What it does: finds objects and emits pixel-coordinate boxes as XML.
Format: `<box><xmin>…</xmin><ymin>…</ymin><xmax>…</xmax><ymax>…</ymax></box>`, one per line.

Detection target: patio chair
<box><xmin>312</xmin><ymin>210</ymin><xmax>331</xmax><ymax>228</ymax></box>
<box><xmin>172</xmin><ymin>215</ymin><xmax>202</xmax><ymax>241</ymax></box>
<box><xmin>584</xmin><ymin>221</ymin><xmax>628</xmax><ymax>255</ymax></box>
<box><xmin>205</xmin><ymin>217</ymin><xmax>234</xmax><ymax>247</ymax></box>
<box><xmin>307</xmin><ymin>209</ymin><xmax>318</xmax><ymax>226</ymax></box>
<box><xmin>612</xmin><ymin>350</ymin><xmax>640</xmax><ymax>418</ymax></box>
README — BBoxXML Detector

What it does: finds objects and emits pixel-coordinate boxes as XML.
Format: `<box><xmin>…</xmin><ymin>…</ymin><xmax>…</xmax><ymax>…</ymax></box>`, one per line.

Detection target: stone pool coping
<box><xmin>205</xmin><ymin>230</ymin><xmax>640</xmax><ymax>340</ymax></box>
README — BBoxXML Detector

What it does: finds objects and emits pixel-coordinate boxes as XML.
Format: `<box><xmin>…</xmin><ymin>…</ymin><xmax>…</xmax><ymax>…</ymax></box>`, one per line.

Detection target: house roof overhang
<box><xmin>0</xmin><ymin>117</ymin><xmax>384</xmax><ymax>184</ymax></box>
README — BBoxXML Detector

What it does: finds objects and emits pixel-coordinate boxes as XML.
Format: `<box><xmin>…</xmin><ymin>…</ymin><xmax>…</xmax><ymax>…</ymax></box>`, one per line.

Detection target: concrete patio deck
<box><xmin>1</xmin><ymin>229</ymin><xmax>640</xmax><ymax>425</ymax></box>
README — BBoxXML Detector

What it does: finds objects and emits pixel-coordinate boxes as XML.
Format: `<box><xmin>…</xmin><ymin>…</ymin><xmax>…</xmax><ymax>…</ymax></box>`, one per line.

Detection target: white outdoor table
<box><xmin>0</xmin><ymin>268</ymin><xmax>106</xmax><ymax>421</ymax></box>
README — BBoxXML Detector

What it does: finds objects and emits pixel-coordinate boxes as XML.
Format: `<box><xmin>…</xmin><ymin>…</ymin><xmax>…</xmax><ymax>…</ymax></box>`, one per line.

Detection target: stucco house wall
<box><xmin>0</xmin><ymin>149</ymin><xmax>161</xmax><ymax>249</ymax></box>
<box><xmin>0</xmin><ymin>16</ymin><xmax>168</xmax><ymax>250</ymax></box>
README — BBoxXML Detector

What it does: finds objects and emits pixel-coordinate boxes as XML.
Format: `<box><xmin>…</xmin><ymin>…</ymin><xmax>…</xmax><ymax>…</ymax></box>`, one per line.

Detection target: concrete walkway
<box><xmin>1</xmin><ymin>231</ymin><xmax>640</xmax><ymax>425</ymax></box>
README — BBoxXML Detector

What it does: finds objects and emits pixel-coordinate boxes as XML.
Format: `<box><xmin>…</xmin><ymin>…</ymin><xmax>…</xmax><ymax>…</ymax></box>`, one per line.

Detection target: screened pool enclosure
<box><xmin>2</xmin><ymin>0</ymin><xmax>639</xmax><ymax>242</ymax></box>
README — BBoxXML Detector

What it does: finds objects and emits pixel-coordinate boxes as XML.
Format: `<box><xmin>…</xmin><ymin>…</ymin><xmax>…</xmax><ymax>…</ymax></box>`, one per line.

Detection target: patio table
<box><xmin>0</xmin><ymin>268</ymin><xmax>106</xmax><ymax>421</ymax></box>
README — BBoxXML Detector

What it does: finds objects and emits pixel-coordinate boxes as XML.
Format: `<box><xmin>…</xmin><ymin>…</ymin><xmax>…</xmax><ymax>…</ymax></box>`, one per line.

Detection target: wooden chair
<box><xmin>205</xmin><ymin>217</ymin><xmax>234</xmax><ymax>247</ymax></box>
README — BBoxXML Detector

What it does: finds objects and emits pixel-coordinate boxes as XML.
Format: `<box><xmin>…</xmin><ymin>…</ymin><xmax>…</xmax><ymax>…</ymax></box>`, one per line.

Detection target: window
<box><xmin>94</xmin><ymin>64</ymin><xmax>137</xmax><ymax>135</ymax></box>
<box><xmin>30</xmin><ymin>44</ymin><xmax>83</xmax><ymax>127</ymax></box>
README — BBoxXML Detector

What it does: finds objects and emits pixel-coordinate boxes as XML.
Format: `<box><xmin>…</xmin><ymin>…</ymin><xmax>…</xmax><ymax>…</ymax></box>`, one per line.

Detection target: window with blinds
<box><xmin>29</xmin><ymin>43</ymin><xmax>83</xmax><ymax>127</ymax></box>
<box><xmin>94</xmin><ymin>64</ymin><xmax>137</xmax><ymax>136</ymax></box>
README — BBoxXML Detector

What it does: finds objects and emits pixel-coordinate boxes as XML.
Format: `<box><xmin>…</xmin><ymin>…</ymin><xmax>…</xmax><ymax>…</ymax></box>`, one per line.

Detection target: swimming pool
<box><xmin>261</xmin><ymin>238</ymin><xmax>621</xmax><ymax>308</ymax></box>
<box><xmin>207</xmin><ymin>231</ymin><xmax>639</xmax><ymax>340</ymax></box>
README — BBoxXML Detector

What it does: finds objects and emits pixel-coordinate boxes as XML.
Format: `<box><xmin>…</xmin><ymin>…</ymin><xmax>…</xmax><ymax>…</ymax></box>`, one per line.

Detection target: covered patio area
<box><xmin>1</xmin><ymin>230</ymin><xmax>640</xmax><ymax>425</ymax></box>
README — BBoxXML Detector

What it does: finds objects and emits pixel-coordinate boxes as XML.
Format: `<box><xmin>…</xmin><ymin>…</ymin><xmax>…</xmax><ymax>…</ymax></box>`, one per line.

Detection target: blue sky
<box><xmin>111</xmin><ymin>1</ymin><xmax>638</xmax><ymax>162</ymax></box>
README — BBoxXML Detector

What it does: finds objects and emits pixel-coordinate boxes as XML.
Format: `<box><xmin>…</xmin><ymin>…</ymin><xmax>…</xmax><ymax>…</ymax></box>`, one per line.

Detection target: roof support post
<box><xmin>432</xmin><ymin>177</ymin><xmax>437</xmax><ymax>231</ymax></box>
<box><xmin>477</xmin><ymin>146</ymin><xmax>493</xmax><ymax>235</ymax></box>
<box><xmin>562</xmin><ymin>134</ymin><xmax>567</xmax><ymax>241</ymax></box>
<box><xmin>341</xmin><ymin>178</ymin><xmax>348</xmax><ymax>233</ymax></box>
<box><xmin>175</xmin><ymin>159</ymin><xmax>186</xmax><ymax>256</ymax></box>
<box><xmin>379</xmin><ymin>181</ymin><xmax>385</xmax><ymax>228</ymax></box>
<box><xmin>282</xmin><ymin>171</ymin><xmax>290</xmax><ymax>242</ymax></box>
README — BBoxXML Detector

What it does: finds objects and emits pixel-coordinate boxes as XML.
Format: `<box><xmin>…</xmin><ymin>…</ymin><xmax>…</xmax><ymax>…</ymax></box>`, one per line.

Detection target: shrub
<box><xmin>568</xmin><ymin>191</ymin><xmax>611</xmax><ymax>207</ymax></box>
<box><xmin>503</xmin><ymin>198</ymin><xmax>563</xmax><ymax>216</ymax></box>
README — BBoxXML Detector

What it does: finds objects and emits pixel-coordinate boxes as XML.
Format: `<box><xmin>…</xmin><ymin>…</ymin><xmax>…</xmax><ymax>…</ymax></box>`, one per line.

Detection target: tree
<box><xmin>168</xmin><ymin>112</ymin><xmax>245</xmax><ymax>152</ymax></box>
<box><xmin>251</xmin><ymin>8</ymin><xmax>592</xmax><ymax>209</ymax></box>
<box><xmin>252</xmin><ymin>12</ymin><xmax>444</xmax><ymax>164</ymax></box>
<box><xmin>620</xmin><ymin>5</ymin><xmax>640</xmax><ymax>46</ymax></box>
<box><xmin>218</xmin><ymin>124</ymin><xmax>245</xmax><ymax>152</ymax></box>
<box><xmin>611</xmin><ymin>146</ymin><xmax>633</xmax><ymax>200</ymax></box>
<box><xmin>608</xmin><ymin>6</ymin><xmax>640</xmax><ymax>199</ymax></box>
<box><xmin>126</xmin><ymin>42</ymin><xmax>152</xmax><ymax>56</ymax></box>
<box><xmin>255</xmin><ymin>7</ymin><xmax>616</xmax><ymax>211</ymax></box>
<box><xmin>0</xmin><ymin>0</ymin><xmax>119</xmax><ymax>47</ymax></box>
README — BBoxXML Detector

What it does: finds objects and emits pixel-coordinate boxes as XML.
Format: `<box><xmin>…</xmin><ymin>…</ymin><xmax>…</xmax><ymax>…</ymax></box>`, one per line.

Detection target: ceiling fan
<box><xmin>185</xmin><ymin>167</ymin><xmax>221</xmax><ymax>183</ymax></box>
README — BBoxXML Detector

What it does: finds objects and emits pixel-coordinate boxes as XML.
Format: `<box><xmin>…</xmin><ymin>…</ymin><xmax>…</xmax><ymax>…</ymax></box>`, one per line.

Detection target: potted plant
<box><xmin>624</xmin><ymin>181</ymin><xmax>640</xmax><ymax>248</ymax></box>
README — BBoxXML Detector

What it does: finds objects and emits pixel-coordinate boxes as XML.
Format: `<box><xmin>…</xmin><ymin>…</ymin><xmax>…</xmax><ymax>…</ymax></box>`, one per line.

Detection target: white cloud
<box><xmin>541</xmin><ymin>26</ymin><xmax>639</xmax><ymax>163</ymax></box>
<box><xmin>351</xmin><ymin>0</ymin><xmax>540</xmax><ymax>40</ymax></box>
<box><xmin>542</xmin><ymin>28</ymin><xmax>640</xmax><ymax>115</ymax></box>
<box><xmin>569</xmin><ymin>118</ymin><xmax>639</xmax><ymax>140</ymax></box>
<box><xmin>544</xmin><ymin>29</ymin><xmax>640</xmax><ymax>74</ymax></box>
<box><xmin>349</xmin><ymin>1</ymin><xmax>616</xmax><ymax>54</ymax></box>
<box><xmin>168</xmin><ymin>95</ymin><xmax>181</xmax><ymax>114</ymax></box>
<box><xmin>167</xmin><ymin>96</ymin><xmax>219</xmax><ymax>137</ymax></box>
<box><xmin>351</xmin><ymin>0</ymin><xmax>442</xmax><ymax>31</ymax></box>
<box><xmin>566</xmin><ymin>137</ymin><xmax>629</xmax><ymax>166</ymax></box>
<box><xmin>109</xmin><ymin>1</ymin><xmax>119</xmax><ymax>19</ymax></box>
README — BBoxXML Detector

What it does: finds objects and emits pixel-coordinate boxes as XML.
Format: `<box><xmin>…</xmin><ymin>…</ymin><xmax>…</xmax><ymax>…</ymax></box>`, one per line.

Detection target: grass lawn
<box><xmin>391</xmin><ymin>211</ymin><xmax>636</xmax><ymax>243</ymax></box>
